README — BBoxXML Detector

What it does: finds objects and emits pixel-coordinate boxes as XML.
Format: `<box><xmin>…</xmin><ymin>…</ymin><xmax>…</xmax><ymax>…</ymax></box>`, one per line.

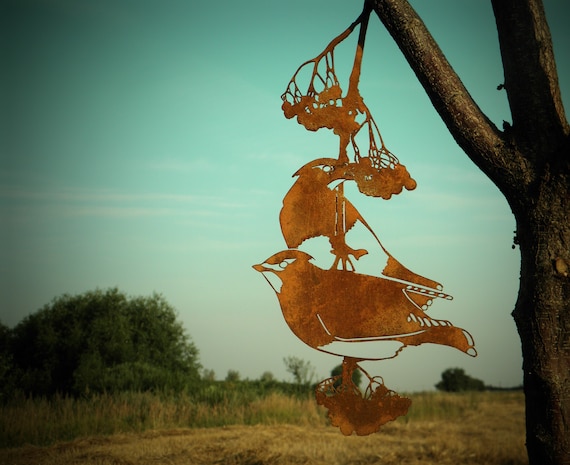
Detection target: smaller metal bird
<box><xmin>279</xmin><ymin>158</ymin><xmax>367</xmax><ymax>271</ymax></box>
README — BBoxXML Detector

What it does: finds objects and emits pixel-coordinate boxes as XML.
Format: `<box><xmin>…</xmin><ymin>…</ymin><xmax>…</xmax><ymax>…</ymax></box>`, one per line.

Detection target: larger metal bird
<box><xmin>254</xmin><ymin>249</ymin><xmax>476</xmax><ymax>360</ymax></box>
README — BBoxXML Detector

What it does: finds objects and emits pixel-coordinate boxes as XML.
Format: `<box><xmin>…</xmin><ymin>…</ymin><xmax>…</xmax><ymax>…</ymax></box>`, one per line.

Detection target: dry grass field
<box><xmin>0</xmin><ymin>391</ymin><xmax>527</xmax><ymax>465</ymax></box>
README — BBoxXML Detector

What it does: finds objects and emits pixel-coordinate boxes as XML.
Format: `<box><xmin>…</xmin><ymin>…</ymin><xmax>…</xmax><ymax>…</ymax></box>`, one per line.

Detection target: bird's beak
<box><xmin>252</xmin><ymin>263</ymin><xmax>283</xmax><ymax>293</ymax></box>
<box><xmin>253</xmin><ymin>263</ymin><xmax>267</xmax><ymax>273</ymax></box>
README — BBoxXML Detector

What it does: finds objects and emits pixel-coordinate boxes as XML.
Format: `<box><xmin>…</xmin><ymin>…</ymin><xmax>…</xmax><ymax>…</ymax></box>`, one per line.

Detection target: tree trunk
<box><xmin>513</xmin><ymin>173</ymin><xmax>570</xmax><ymax>465</ymax></box>
<box><xmin>370</xmin><ymin>0</ymin><xmax>570</xmax><ymax>463</ymax></box>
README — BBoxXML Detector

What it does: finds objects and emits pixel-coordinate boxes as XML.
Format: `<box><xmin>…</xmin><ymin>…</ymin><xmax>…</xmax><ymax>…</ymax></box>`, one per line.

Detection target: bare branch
<box><xmin>369</xmin><ymin>0</ymin><xmax>532</xmax><ymax>190</ymax></box>
<box><xmin>491</xmin><ymin>0</ymin><xmax>569</xmax><ymax>153</ymax></box>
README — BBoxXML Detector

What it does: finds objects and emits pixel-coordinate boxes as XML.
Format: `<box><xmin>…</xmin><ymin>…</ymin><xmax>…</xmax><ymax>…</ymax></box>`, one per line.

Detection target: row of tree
<box><xmin>1</xmin><ymin>288</ymin><xmax>489</xmax><ymax>400</ymax></box>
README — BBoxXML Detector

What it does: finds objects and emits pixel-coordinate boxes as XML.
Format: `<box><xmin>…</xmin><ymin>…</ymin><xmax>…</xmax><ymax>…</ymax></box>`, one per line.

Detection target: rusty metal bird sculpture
<box><xmin>253</xmin><ymin>249</ymin><xmax>475</xmax><ymax>360</ymax></box>
<box><xmin>253</xmin><ymin>1</ymin><xmax>477</xmax><ymax>436</ymax></box>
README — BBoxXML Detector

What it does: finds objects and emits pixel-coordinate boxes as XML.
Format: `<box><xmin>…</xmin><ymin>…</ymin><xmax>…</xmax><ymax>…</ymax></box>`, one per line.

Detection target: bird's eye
<box><xmin>279</xmin><ymin>260</ymin><xmax>288</xmax><ymax>269</ymax></box>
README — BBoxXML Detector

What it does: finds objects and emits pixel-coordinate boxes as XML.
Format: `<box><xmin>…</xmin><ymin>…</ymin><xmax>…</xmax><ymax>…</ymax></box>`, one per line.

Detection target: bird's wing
<box><xmin>381</xmin><ymin>255</ymin><xmax>451</xmax><ymax>309</ymax></box>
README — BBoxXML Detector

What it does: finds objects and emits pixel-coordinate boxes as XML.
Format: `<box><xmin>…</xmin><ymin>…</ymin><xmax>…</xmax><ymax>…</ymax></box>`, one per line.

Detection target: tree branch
<box><xmin>491</xmin><ymin>0</ymin><xmax>569</xmax><ymax>153</ymax></box>
<box><xmin>369</xmin><ymin>0</ymin><xmax>533</xmax><ymax>191</ymax></box>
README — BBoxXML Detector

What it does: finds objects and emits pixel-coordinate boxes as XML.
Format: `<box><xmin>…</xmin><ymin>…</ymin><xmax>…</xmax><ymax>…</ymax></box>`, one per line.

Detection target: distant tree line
<box><xmin>1</xmin><ymin>287</ymin><xmax>514</xmax><ymax>402</ymax></box>
<box><xmin>434</xmin><ymin>367</ymin><xmax>521</xmax><ymax>392</ymax></box>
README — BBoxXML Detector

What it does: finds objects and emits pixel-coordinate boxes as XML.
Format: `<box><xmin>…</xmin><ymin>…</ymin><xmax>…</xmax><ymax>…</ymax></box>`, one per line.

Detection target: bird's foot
<box><xmin>330</xmin><ymin>241</ymin><xmax>368</xmax><ymax>271</ymax></box>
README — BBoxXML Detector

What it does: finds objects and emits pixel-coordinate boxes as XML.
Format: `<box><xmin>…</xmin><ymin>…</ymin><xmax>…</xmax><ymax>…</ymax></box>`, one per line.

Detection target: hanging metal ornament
<box><xmin>253</xmin><ymin>1</ymin><xmax>476</xmax><ymax>436</ymax></box>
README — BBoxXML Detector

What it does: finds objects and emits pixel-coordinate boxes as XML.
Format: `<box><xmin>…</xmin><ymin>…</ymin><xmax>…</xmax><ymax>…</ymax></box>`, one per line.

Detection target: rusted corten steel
<box><xmin>254</xmin><ymin>1</ymin><xmax>476</xmax><ymax>436</ymax></box>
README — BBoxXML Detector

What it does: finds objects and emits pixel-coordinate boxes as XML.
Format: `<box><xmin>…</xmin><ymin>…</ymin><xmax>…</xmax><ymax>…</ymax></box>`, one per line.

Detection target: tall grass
<box><xmin>403</xmin><ymin>390</ymin><xmax>483</xmax><ymax>421</ymax></box>
<box><xmin>0</xmin><ymin>388</ymin><xmax>323</xmax><ymax>448</ymax></box>
<box><xmin>0</xmin><ymin>389</ymin><xmax>523</xmax><ymax>449</ymax></box>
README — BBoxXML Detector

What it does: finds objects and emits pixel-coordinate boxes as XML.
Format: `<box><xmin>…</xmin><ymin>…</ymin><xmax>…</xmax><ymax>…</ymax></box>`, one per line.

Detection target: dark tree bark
<box><xmin>369</xmin><ymin>0</ymin><xmax>570</xmax><ymax>463</ymax></box>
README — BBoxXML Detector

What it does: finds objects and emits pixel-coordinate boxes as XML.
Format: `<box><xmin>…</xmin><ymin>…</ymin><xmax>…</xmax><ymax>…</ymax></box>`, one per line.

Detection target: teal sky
<box><xmin>1</xmin><ymin>0</ymin><xmax>568</xmax><ymax>391</ymax></box>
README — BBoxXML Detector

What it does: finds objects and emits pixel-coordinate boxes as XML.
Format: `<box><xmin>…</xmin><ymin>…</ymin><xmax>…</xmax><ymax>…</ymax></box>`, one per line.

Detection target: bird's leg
<box><xmin>330</xmin><ymin>236</ymin><xmax>368</xmax><ymax>271</ymax></box>
<box><xmin>331</xmin><ymin>185</ymin><xmax>368</xmax><ymax>270</ymax></box>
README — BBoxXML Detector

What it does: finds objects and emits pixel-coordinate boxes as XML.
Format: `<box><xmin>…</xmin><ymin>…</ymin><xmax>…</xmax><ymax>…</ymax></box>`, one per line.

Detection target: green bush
<box><xmin>8</xmin><ymin>288</ymin><xmax>201</xmax><ymax>397</ymax></box>
<box><xmin>0</xmin><ymin>321</ymin><xmax>16</xmax><ymax>401</ymax></box>
<box><xmin>435</xmin><ymin>367</ymin><xmax>485</xmax><ymax>392</ymax></box>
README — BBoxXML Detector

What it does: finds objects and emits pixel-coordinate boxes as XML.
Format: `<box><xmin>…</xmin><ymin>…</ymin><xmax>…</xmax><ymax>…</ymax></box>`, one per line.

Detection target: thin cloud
<box><xmin>0</xmin><ymin>185</ymin><xmax>249</xmax><ymax>220</ymax></box>
<box><xmin>147</xmin><ymin>158</ymin><xmax>216</xmax><ymax>173</ymax></box>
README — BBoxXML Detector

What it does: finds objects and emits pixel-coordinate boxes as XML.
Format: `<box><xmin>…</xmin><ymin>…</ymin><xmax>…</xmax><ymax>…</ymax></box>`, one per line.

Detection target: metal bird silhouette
<box><xmin>279</xmin><ymin>158</ymin><xmax>367</xmax><ymax>270</ymax></box>
<box><xmin>279</xmin><ymin>157</ymin><xmax>420</xmax><ymax>271</ymax></box>
<box><xmin>253</xmin><ymin>249</ymin><xmax>476</xmax><ymax>360</ymax></box>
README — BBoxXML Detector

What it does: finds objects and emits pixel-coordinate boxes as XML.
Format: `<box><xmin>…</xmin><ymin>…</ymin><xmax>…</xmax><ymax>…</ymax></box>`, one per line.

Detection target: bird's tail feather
<box><xmin>356</xmin><ymin>213</ymin><xmax>446</xmax><ymax>294</ymax></box>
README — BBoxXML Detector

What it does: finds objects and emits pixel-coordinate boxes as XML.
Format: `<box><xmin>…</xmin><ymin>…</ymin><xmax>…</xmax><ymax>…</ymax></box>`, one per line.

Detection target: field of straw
<box><xmin>0</xmin><ymin>391</ymin><xmax>527</xmax><ymax>465</ymax></box>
